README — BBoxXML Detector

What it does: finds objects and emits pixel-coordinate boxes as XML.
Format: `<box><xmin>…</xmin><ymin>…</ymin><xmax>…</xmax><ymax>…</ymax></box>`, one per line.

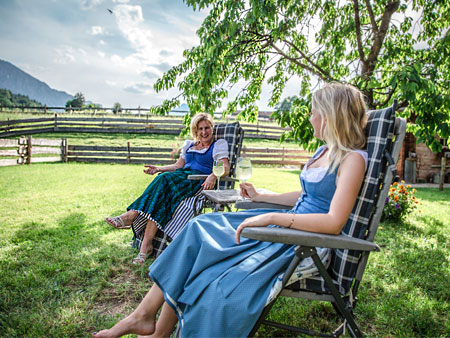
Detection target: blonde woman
<box><xmin>93</xmin><ymin>83</ymin><xmax>368</xmax><ymax>338</ymax></box>
<box><xmin>105</xmin><ymin>113</ymin><xmax>230</xmax><ymax>264</ymax></box>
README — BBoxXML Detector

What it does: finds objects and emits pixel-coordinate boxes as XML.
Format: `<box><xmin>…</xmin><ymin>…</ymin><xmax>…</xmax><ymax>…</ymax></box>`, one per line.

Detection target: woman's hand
<box><xmin>235</xmin><ymin>213</ymin><xmax>274</xmax><ymax>244</ymax></box>
<box><xmin>240</xmin><ymin>182</ymin><xmax>259</xmax><ymax>200</ymax></box>
<box><xmin>202</xmin><ymin>174</ymin><xmax>217</xmax><ymax>190</ymax></box>
<box><xmin>144</xmin><ymin>165</ymin><xmax>160</xmax><ymax>175</ymax></box>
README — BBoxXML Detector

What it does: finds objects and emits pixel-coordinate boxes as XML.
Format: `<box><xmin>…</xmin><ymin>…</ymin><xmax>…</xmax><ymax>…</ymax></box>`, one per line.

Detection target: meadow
<box><xmin>0</xmin><ymin>161</ymin><xmax>449</xmax><ymax>337</ymax></box>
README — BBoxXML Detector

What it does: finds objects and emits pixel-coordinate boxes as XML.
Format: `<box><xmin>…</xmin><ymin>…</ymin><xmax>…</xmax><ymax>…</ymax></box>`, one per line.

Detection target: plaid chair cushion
<box><xmin>299</xmin><ymin>103</ymin><xmax>396</xmax><ymax>295</ymax></box>
<box><xmin>214</xmin><ymin>122</ymin><xmax>242</xmax><ymax>189</ymax></box>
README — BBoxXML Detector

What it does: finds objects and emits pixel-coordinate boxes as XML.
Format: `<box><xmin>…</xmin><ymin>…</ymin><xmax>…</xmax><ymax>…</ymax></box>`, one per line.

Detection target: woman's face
<box><xmin>309</xmin><ymin>109</ymin><xmax>326</xmax><ymax>139</ymax></box>
<box><xmin>196</xmin><ymin>120</ymin><xmax>214</xmax><ymax>144</ymax></box>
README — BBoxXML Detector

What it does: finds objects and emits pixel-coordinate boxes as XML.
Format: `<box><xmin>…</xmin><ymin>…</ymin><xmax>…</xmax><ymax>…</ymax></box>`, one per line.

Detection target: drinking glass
<box><xmin>213</xmin><ymin>160</ymin><xmax>225</xmax><ymax>190</ymax></box>
<box><xmin>236</xmin><ymin>157</ymin><xmax>252</xmax><ymax>199</ymax></box>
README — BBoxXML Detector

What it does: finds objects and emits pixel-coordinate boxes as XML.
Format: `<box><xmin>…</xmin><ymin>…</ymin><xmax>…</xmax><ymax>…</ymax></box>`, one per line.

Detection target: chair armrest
<box><xmin>235</xmin><ymin>200</ymin><xmax>291</xmax><ymax>210</ymax></box>
<box><xmin>188</xmin><ymin>175</ymin><xmax>239</xmax><ymax>182</ymax></box>
<box><xmin>240</xmin><ymin>227</ymin><xmax>380</xmax><ymax>252</ymax></box>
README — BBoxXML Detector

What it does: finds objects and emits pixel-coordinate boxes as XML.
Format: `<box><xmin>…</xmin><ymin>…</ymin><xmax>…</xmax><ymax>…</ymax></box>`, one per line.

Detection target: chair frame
<box><xmin>238</xmin><ymin>113</ymin><xmax>406</xmax><ymax>337</ymax></box>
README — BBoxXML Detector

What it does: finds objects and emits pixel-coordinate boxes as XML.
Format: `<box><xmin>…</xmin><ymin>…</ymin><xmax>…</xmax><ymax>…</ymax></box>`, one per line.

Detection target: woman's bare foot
<box><xmin>92</xmin><ymin>311</ymin><xmax>156</xmax><ymax>338</ymax></box>
<box><xmin>105</xmin><ymin>211</ymin><xmax>138</xmax><ymax>229</ymax></box>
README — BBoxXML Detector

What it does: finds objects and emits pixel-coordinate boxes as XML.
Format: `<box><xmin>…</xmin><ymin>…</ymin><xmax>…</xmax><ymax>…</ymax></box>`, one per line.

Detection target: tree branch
<box><xmin>364</xmin><ymin>0</ymin><xmax>379</xmax><ymax>34</ymax></box>
<box><xmin>365</xmin><ymin>1</ymin><xmax>400</xmax><ymax>77</ymax></box>
<box><xmin>353</xmin><ymin>0</ymin><xmax>367</xmax><ymax>72</ymax></box>
<box><xmin>280</xmin><ymin>38</ymin><xmax>332</xmax><ymax>80</ymax></box>
<box><xmin>269</xmin><ymin>41</ymin><xmax>331</xmax><ymax>81</ymax></box>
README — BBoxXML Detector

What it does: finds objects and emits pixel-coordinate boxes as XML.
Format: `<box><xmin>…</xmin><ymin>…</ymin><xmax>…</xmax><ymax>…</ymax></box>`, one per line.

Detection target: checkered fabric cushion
<box><xmin>298</xmin><ymin>103</ymin><xmax>396</xmax><ymax>295</ymax></box>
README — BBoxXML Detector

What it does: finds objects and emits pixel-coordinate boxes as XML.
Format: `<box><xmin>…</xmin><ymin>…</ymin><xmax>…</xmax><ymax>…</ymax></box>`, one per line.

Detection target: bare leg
<box><xmin>140</xmin><ymin>219</ymin><xmax>158</xmax><ymax>255</ymax></box>
<box><xmin>93</xmin><ymin>284</ymin><xmax>165</xmax><ymax>338</ymax></box>
<box><xmin>133</xmin><ymin>219</ymin><xmax>158</xmax><ymax>264</ymax></box>
<box><xmin>137</xmin><ymin>302</ymin><xmax>178</xmax><ymax>338</ymax></box>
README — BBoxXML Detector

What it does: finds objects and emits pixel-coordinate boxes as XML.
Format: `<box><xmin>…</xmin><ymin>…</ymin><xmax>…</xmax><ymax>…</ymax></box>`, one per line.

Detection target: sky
<box><xmin>0</xmin><ymin>0</ymin><xmax>300</xmax><ymax>111</ymax></box>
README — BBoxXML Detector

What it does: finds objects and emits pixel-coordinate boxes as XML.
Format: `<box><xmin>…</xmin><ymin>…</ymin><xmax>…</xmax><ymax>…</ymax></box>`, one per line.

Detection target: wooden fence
<box><xmin>1</xmin><ymin>137</ymin><xmax>310</xmax><ymax>167</ymax></box>
<box><xmin>241</xmin><ymin>146</ymin><xmax>311</xmax><ymax>167</ymax></box>
<box><xmin>0</xmin><ymin>136</ymin><xmax>67</xmax><ymax>167</ymax></box>
<box><xmin>0</xmin><ymin>115</ymin><xmax>289</xmax><ymax>140</ymax></box>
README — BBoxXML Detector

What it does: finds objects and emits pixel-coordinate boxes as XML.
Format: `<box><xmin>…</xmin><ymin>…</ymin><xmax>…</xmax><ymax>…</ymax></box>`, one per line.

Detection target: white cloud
<box><xmin>81</xmin><ymin>0</ymin><xmax>104</xmax><ymax>10</ymax></box>
<box><xmin>90</xmin><ymin>26</ymin><xmax>103</xmax><ymax>35</ymax></box>
<box><xmin>53</xmin><ymin>45</ymin><xmax>76</xmax><ymax>64</ymax></box>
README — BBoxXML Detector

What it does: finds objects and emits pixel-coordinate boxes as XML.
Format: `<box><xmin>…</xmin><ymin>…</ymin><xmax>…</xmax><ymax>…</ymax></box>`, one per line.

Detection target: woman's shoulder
<box><xmin>344</xmin><ymin>149</ymin><xmax>368</xmax><ymax>169</ymax></box>
<box><xmin>214</xmin><ymin>138</ymin><xmax>228</xmax><ymax>147</ymax></box>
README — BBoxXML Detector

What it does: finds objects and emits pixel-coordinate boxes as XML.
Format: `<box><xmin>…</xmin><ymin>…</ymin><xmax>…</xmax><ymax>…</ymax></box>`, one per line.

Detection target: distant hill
<box><xmin>0</xmin><ymin>59</ymin><xmax>73</xmax><ymax>107</ymax></box>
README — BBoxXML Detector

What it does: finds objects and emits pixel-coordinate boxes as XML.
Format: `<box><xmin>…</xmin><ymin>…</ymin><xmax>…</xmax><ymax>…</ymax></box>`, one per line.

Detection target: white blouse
<box><xmin>180</xmin><ymin>139</ymin><xmax>229</xmax><ymax>161</ymax></box>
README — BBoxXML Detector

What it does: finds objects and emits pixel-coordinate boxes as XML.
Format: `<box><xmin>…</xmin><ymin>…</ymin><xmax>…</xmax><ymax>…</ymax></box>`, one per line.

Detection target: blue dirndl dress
<box><xmin>149</xmin><ymin>146</ymin><xmax>337</xmax><ymax>337</ymax></box>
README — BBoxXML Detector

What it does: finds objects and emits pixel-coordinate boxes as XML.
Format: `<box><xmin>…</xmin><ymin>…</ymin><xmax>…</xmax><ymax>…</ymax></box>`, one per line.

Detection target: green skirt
<box><xmin>128</xmin><ymin>168</ymin><xmax>204</xmax><ymax>237</ymax></box>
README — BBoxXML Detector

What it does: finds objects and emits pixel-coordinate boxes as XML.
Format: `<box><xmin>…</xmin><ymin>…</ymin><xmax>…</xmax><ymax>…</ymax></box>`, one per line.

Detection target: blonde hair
<box><xmin>312</xmin><ymin>83</ymin><xmax>367</xmax><ymax>172</ymax></box>
<box><xmin>190</xmin><ymin>113</ymin><xmax>215</xmax><ymax>141</ymax></box>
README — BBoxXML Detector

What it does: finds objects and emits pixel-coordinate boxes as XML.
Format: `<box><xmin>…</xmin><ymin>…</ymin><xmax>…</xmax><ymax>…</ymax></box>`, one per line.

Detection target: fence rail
<box><xmin>0</xmin><ymin>136</ymin><xmax>67</xmax><ymax>167</ymax></box>
<box><xmin>241</xmin><ymin>146</ymin><xmax>311</xmax><ymax>167</ymax></box>
<box><xmin>0</xmin><ymin>115</ymin><xmax>289</xmax><ymax>140</ymax></box>
<box><xmin>1</xmin><ymin>137</ymin><xmax>310</xmax><ymax>167</ymax></box>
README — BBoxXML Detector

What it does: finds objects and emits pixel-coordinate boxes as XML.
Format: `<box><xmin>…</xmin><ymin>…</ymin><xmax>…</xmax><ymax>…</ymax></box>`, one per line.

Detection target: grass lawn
<box><xmin>0</xmin><ymin>163</ymin><xmax>449</xmax><ymax>337</ymax></box>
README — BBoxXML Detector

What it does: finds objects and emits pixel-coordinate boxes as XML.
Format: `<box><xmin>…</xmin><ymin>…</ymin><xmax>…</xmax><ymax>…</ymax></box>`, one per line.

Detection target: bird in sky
<box><xmin>107</xmin><ymin>8</ymin><xmax>113</xmax><ymax>14</ymax></box>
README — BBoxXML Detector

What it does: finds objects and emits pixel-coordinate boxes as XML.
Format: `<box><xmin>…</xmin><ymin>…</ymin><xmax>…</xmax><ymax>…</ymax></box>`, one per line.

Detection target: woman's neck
<box><xmin>196</xmin><ymin>140</ymin><xmax>212</xmax><ymax>148</ymax></box>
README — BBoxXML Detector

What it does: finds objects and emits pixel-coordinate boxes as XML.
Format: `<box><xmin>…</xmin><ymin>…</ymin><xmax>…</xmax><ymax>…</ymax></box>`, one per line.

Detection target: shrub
<box><xmin>383</xmin><ymin>181</ymin><xmax>421</xmax><ymax>222</ymax></box>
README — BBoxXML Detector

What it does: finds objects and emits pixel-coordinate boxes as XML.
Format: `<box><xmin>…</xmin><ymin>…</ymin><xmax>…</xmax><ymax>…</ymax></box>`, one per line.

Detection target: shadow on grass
<box><xmin>1</xmin><ymin>212</ymin><xmax>153</xmax><ymax>337</ymax></box>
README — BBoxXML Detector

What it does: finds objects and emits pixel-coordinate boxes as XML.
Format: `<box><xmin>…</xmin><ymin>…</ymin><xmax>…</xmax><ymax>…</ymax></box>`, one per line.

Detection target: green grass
<box><xmin>1</xmin><ymin>163</ymin><xmax>449</xmax><ymax>337</ymax></box>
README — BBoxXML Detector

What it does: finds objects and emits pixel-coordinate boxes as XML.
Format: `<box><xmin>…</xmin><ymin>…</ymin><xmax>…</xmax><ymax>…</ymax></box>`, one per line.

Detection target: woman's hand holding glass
<box><xmin>239</xmin><ymin>182</ymin><xmax>259</xmax><ymax>200</ymax></box>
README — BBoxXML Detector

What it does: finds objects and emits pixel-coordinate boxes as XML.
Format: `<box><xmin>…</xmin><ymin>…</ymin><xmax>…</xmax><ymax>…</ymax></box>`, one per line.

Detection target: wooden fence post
<box><xmin>27</xmin><ymin>135</ymin><xmax>32</xmax><ymax>164</ymax></box>
<box><xmin>127</xmin><ymin>141</ymin><xmax>131</xmax><ymax>164</ymax></box>
<box><xmin>54</xmin><ymin>113</ymin><xmax>58</xmax><ymax>131</ymax></box>
<box><xmin>18</xmin><ymin>136</ymin><xmax>26</xmax><ymax>164</ymax></box>
<box><xmin>62</xmin><ymin>138</ymin><xmax>68</xmax><ymax>163</ymax></box>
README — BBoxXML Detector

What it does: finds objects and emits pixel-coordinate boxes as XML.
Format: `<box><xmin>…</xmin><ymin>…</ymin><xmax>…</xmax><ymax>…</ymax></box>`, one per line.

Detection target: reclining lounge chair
<box><xmin>132</xmin><ymin>121</ymin><xmax>244</xmax><ymax>257</ymax></box>
<box><xmin>237</xmin><ymin>101</ymin><xmax>406</xmax><ymax>337</ymax></box>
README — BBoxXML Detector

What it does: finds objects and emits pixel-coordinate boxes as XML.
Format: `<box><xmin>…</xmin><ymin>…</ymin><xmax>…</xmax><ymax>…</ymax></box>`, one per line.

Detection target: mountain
<box><xmin>0</xmin><ymin>59</ymin><xmax>73</xmax><ymax>107</ymax></box>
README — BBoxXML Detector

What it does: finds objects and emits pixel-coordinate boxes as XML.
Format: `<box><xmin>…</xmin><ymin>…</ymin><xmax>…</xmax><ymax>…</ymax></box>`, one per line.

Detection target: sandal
<box><xmin>132</xmin><ymin>252</ymin><xmax>150</xmax><ymax>265</ymax></box>
<box><xmin>105</xmin><ymin>216</ymin><xmax>131</xmax><ymax>229</ymax></box>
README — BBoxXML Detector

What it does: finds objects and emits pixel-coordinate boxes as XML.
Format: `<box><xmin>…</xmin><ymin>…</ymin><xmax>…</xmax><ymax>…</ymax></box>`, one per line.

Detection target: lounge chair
<box><xmin>237</xmin><ymin>101</ymin><xmax>406</xmax><ymax>337</ymax></box>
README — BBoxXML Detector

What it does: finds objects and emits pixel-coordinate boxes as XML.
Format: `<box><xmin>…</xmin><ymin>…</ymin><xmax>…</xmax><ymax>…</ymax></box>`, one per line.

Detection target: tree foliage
<box><xmin>0</xmin><ymin>89</ymin><xmax>43</xmax><ymax>107</ymax></box>
<box><xmin>112</xmin><ymin>102</ymin><xmax>122</xmax><ymax>115</ymax></box>
<box><xmin>65</xmin><ymin>92</ymin><xmax>85</xmax><ymax>108</ymax></box>
<box><xmin>151</xmin><ymin>0</ymin><xmax>449</xmax><ymax>152</ymax></box>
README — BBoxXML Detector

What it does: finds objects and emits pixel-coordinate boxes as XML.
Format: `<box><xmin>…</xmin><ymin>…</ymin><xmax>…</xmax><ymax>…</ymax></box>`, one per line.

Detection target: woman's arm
<box><xmin>144</xmin><ymin>157</ymin><xmax>186</xmax><ymax>175</ymax></box>
<box><xmin>236</xmin><ymin>152</ymin><xmax>365</xmax><ymax>243</ymax></box>
<box><xmin>240</xmin><ymin>183</ymin><xmax>301</xmax><ymax>206</ymax></box>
